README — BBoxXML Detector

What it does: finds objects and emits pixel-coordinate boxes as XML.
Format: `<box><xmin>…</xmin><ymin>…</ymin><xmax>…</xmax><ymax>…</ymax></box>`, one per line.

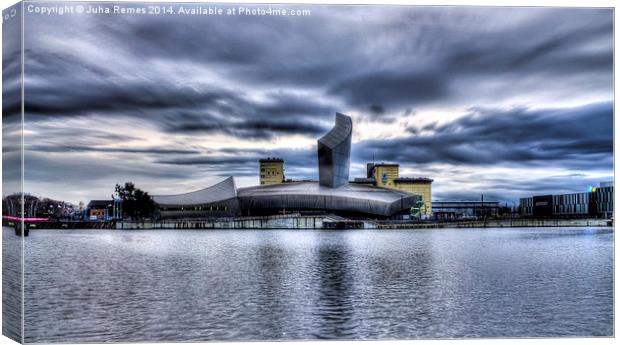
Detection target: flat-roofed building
<box><xmin>259</xmin><ymin>158</ymin><xmax>284</xmax><ymax>185</ymax></box>
<box><xmin>393</xmin><ymin>177</ymin><xmax>433</xmax><ymax>217</ymax></box>
<box><xmin>519</xmin><ymin>182</ymin><xmax>614</xmax><ymax>219</ymax></box>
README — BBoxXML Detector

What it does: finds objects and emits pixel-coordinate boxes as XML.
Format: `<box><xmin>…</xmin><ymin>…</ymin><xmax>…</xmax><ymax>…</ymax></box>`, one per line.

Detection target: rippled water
<box><xmin>3</xmin><ymin>227</ymin><xmax>613</xmax><ymax>342</ymax></box>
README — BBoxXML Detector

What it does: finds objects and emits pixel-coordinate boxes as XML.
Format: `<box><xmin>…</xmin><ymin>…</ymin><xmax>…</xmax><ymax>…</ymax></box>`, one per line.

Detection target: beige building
<box><xmin>259</xmin><ymin>158</ymin><xmax>285</xmax><ymax>185</ymax></box>
<box><xmin>369</xmin><ymin>163</ymin><xmax>399</xmax><ymax>188</ymax></box>
<box><xmin>363</xmin><ymin>163</ymin><xmax>433</xmax><ymax>217</ymax></box>
<box><xmin>393</xmin><ymin>178</ymin><xmax>433</xmax><ymax>217</ymax></box>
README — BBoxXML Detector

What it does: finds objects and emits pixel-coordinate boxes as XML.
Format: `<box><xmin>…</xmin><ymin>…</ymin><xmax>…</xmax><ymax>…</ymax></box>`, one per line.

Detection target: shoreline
<box><xmin>7</xmin><ymin>214</ymin><xmax>613</xmax><ymax>231</ymax></box>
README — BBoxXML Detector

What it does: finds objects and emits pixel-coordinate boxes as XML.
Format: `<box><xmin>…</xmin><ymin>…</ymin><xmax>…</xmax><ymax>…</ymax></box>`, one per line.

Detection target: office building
<box><xmin>519</xmin><ymin>182</ymin><xmax>614</xmax><ymax>219</ymax></box>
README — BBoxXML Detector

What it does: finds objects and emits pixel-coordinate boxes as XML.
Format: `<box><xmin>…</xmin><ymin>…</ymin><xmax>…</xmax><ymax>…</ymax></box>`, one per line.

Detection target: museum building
<box><xmin>152</xmin><ymin>113</ymin><xmax>420</xmax><ymax>219</ymax></box>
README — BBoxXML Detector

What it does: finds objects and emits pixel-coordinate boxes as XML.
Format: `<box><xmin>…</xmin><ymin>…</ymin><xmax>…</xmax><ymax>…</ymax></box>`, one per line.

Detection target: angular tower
<box><xmin>318</xmin><ymin>113</ymin><xmax>353</xmax><ymax>188</ymax></box>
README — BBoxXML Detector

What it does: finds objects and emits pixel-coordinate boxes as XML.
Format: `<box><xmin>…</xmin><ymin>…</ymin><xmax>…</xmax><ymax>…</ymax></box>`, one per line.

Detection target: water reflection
<box><xmin>12</xmin><ymin>227</ymin><xmax>614</xmax><ymax>342</ymax></box>
<box><xmin>2</xmin><ymin>227</ymin><xmax>22</xmax><ymax>342</ymax></box>
<box><xmin>312</xmin><ymin>234</ymin><xmax>356</xmax><ymax>339</ymax></box>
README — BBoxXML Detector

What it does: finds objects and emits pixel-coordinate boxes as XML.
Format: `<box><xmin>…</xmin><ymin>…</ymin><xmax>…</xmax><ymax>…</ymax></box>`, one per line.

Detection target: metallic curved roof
<box><xmin>237</xmin><ymin>181</ymin><xmax>418</xmax><ymax>216</ymax></box>
<box><xmin>153</xmin><ymin>178</ymin><xmax>418</xmax><ymax>217</ymax></box>
<box><xmin>238</xmin><ymin>181</ymin><xmax>410</xmax><ymax>201</ymax></box>
<box><xmin>152</xmin><ymin>176</ymin><xmax>237</xmax><ymax>205</ymax></box>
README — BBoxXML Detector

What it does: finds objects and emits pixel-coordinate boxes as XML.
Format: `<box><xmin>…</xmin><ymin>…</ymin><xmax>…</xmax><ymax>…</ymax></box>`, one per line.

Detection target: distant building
<box><xmin>432</xmin><ymin>201</ymin><xmax>501</xmax><ymax>220</ymax></box>
<box><xmin>394</xmin><ymin>178</ymin><xmax>433</xmax><ymax>217</ymax></box>
<box><xmin>87</xmin><ymin>199</ymin><xmax>122</xmax><ymax>221</ymax></box>
<box><xmin>355</xmin><ymin>163</ymin><xmax>433</xmax><ymax>217</ymax></box>
<box><xmin>87</xmin><ymin>200</ymin><xmax>111</xmax><ymax>221</ymax></box>
<box><xmin>519</xmin><ymin>182</ymin><xmax>613</xmax><ymax>219</ymax></box>
<box><xmin>259</xmin><ymin>158</ymin><xmax>285</xmax><ymax>185</ymax></box>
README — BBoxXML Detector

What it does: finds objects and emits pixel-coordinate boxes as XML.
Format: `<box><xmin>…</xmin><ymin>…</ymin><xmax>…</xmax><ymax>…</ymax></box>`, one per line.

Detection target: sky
<box><xmin>3</xmin><ymin>3</ymin><xmax>614</xmax><ymax>205</ymax></box>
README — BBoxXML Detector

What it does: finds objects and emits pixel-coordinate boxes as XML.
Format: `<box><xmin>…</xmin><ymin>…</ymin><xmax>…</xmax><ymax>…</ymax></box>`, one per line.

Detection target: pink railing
<box><xmin>2</xmin><ymin>216</ymin><xmax>50</xmax><ymax>222</ymax></box>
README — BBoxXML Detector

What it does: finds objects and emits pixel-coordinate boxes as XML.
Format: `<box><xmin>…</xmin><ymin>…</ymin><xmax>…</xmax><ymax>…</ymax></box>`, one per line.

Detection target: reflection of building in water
<box><xmin>313</xmin><ymin>239</ymin><xmax>355</xmax><ymax>338</ymax></box>
<box><xmin>519</xmin><ymin>182</ymin><xmax>614</xmax><ymax>219</ymax></box>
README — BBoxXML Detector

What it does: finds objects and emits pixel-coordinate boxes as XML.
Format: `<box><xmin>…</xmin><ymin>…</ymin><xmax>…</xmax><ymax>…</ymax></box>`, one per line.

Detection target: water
<box><xmin>3</xmin><ymin>227</ymin><xmax>613</xmax><ymax>342</ymax></box>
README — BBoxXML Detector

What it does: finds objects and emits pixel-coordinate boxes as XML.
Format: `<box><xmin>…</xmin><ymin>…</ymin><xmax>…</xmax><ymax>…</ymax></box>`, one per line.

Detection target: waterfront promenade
<box><xmin>115</xmin><ymin>214</ymin><xmax>612</xmax><ymax>230</ymax></box>
<box><xmin>4</xmin><ymin>214</ymin><xmax>613</xmax><ymax>233</ymax></box>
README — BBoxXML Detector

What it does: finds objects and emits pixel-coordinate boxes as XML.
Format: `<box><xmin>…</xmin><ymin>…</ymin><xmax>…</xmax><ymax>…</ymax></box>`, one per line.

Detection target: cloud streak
<box><xmin>9</xmin><ymin>4</ymin><xmax>612</xmax><ymax>204</ymax></box>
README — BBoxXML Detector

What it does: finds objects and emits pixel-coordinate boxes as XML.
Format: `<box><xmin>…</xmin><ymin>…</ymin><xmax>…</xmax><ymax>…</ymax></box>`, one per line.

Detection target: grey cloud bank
<box><xmin>5</xmin><ymin>4</ymin><xmax>612</xmax><ymax>204</ymax></box>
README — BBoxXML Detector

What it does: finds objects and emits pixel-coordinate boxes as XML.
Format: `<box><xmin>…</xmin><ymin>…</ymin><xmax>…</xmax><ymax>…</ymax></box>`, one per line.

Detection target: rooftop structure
<box><xmin>318</xmin><ymin>113</ymin><xmax>352</xmax><ymax>188</ymax></box>
<box><xmin>259</xmin><ymin>157</ymin><xmax>284</xmax><ymax>163</ymax></box>
<box><xmin>394</xmin><ymin>177</ymin><xmax>434</xmax><ymax>183</ymax></box>
<box><xmin>259</xmin><ymin>157</ymin><xmax>285</xmax><ymax>185</ymax></box>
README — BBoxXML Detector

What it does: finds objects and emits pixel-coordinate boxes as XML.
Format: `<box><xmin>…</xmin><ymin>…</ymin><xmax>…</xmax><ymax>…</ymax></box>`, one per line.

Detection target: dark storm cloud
<box><xmin>446</xmin><ymin>14</ymin><xmax>614</xmax><ymax>75</ymax></box>
<box><xmin>158</xmin><ymin>147</ymin><xmax>317</xmax><ymax>178</ymax></box>
<box><xmin>168</xmin><ymin>117</ymin><xmax>327</xmax><ymax>139</ymax></box>
<box><xmin>15</xmin><ymin>5</ymin><xmax>614</xmax><ymax>203</ymax></box>
<box><xmin>23</xmin><ymin>49</ymin><xmax>242</xmax><ymax>116</ymax></box>
<box><xmin>434</xmin><ymin>173</ymin><xmax>611</xmax><ymax>203</ymax></box>
<box><xmin>353</xmin><ymin>101</ymin><xmax>613</xmax><ymax>168</ymax></box>
<box><xmin>24</xmin><ymin>152</ymin><xmax>189</xmax><ymax>182</ymax></box>
<box><xmin>23</xmin><ymin>6</ymin><xmax>612</xmax><ymax>124</ymax></box>
<box><xmin>161</xmin><ymin>91</ymin><xmax>334</xmax><ymax>138</ymax></box>
<box><xmin>26</xmin><ymin>144</ymin><xmax>201</xmax><ymax>155</ymax></box>
<box><xmin>329</xmin><ymin>69</ymin><xmax>448</xmax><ymax>112</ymax></box>
<box><xmin>23</xmin><ymin>46</ymin><xmax>335</xmax><ymax>139</ymax></box>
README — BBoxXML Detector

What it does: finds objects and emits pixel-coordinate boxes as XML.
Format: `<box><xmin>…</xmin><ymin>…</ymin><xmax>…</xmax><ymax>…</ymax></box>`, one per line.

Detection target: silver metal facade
<box><xmin>318</xmin><ymin>113</ymin><xmax>352</xmax><ymax>188</ymax></box>
<box><xmin>237</xmin><ymin>181</ymin><xmax>418</xmax><ymax>217</ymax></box>
<box><xmin>152</xmin><ymin>176</ymin><xmax>240</xmax><ymax>218</ymax></box>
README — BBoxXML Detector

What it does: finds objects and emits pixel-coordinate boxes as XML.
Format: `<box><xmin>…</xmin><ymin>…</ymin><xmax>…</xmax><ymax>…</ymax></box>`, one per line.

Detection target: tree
<box><xmin>114</xmin><ymin>182</ymin><xmax>156</xmax><ymax>220</ymax></box>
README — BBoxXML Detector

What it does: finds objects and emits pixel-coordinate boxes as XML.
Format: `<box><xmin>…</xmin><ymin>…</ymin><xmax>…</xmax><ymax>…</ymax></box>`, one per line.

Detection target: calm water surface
<box><xmin>3</xmin><ymin>227</ymin><xmax>613</xmax><ymax>342</ymax></box>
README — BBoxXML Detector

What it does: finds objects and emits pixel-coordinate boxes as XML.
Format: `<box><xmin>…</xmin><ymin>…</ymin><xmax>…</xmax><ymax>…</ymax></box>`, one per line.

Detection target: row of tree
<box><xmin>113</xmin><ymin>182</ymin><xmax>156</xmax><ymax>220</ymax></box>
<box><xmin>2</xmin><ymin>182</ymin><xmax>156</xmax><ymax>221</ymax></box>
<box><xmin>2</xmin><ymin>193</ymin><xmax>77</xmax><ymax>219</ymax></box>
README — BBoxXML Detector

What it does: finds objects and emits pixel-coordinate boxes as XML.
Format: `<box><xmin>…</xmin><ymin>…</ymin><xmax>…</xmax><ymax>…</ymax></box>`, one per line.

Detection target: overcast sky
<box><xmin>5</xmin><ymin>3</ymin><xmax>613</xmax><ymax>204</ymax></box>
